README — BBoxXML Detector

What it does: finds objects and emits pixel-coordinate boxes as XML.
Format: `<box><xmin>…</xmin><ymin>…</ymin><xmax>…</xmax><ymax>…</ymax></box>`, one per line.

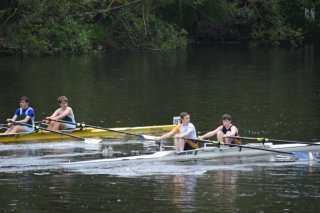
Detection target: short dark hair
<box><xmin>180</xmin><ymin>112</ymin><xmax>190</xmax><ymax>122</ymax></box>
<box><xmin>20</xmin><ymin>96</ymin><xmax>29</xmax><ymax>103</ymax></box>
<box><xmin>222</xmin><ymin>114</ymin><xmax>232</xmax><ymax>121</ymax></box>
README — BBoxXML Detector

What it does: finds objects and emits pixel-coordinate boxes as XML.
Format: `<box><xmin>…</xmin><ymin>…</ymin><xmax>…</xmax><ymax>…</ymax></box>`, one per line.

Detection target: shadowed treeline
<box><xmin>0</xmin><ymin>0</ymin><xmax>319</xmax><ymax>55</ymax></box>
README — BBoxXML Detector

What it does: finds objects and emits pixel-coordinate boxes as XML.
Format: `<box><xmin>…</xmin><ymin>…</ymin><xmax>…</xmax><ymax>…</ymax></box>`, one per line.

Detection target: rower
<box><xmin>5</xmin><ymin>96</ymin><xmax>35</xmax><ymax>134</ymax></box>
<box><xmin>154</xmin><ymin>112</ymin><xmax>198</xmax><ymax>152</ymax></box>
<box><xmin>45</xmin><ymin>96</ymin><xmax>76</xmax><ymax>131</ymax></box>
<box><xmin>198</xmin><ymin>114</ymin><xmax>241</xmax><ymax>145</ymax></box>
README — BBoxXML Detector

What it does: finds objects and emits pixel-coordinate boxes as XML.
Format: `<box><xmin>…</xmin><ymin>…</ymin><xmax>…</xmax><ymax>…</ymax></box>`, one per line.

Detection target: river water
<box><xmin>0</xmin><ymin>45</ymin><xmax>320</xmax><ymax>212</ymax></box>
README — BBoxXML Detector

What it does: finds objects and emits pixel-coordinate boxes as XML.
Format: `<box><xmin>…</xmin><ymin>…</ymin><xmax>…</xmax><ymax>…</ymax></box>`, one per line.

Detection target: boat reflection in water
<box><xmin>170</xmin><ymin>168</ymin><xmax>239</xmax><ymax>212</ymax></box>
<box><xmin>172</xmin><ymin>175</ymin><xmax>197</xmax><ymax>211</ymax></box>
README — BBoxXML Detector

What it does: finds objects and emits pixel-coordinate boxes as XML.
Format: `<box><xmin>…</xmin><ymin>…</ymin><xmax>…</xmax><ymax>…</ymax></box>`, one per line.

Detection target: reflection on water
<box><xmin>170</xmin><ymin>169</ymin><xmax>239</xmax><ymax>212</ymax></box>
<box><xmin>211</xmin><ymin>170</ymin><xmax>238</xmax><ymax>211</ymax></box>
<box><xmin>0</xmin><ymin>47</ymin><xmax>319</xmax><ymax>140</ymax></box>
<box><xmin>0</xmin><ymin>139</ymin><xmax>320</xmax><ymax>212</ymax></box>
<box><xmin>1</xmin><ymin>46</ymin><xmax>320</xmax><ymax>212</ymax></box>
<box><xmin>172</xmin><ymin>175</ymin><xmax>197</xmax><ymax>211</ymax></box>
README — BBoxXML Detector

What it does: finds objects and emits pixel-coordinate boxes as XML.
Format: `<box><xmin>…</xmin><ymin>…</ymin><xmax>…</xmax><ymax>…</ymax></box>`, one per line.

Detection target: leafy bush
<box><xmin>0</xmin><ymin>0</ymin><xmax>318</xmax><ymax>54</ymax></box>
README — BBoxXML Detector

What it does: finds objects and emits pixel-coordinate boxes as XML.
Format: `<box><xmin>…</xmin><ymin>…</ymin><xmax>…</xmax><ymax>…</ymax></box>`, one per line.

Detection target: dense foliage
<box><xmin>0</xmin><ymin>0</ymin><xmax>319</xmax><ymax>54</ymax></box>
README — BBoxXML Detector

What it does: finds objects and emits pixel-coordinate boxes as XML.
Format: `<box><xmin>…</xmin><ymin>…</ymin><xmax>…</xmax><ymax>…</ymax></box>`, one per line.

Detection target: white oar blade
<box><xmin>142</xmin><ymin>135</ymin><xmax>157</xmax><ymax>140</ymax></box>
<box><xmin>84</xmin><ymin>138</ymin><xmax>102</xmax><ymax>144</ymax></box>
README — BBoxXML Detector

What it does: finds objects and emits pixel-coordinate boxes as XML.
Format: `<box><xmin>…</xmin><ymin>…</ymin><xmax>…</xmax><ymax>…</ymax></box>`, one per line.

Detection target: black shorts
<box><xmin>184</xmin><ymin>141</ymin><xmax>198</xmax><ymax>151</ymax></box>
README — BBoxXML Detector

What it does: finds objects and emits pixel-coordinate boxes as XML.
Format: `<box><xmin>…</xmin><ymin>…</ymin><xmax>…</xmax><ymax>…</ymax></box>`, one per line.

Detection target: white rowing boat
<box><xmin>65</xmin><ymin>142</ymin><xmax>320</xmax><ymax>165</ymax></box>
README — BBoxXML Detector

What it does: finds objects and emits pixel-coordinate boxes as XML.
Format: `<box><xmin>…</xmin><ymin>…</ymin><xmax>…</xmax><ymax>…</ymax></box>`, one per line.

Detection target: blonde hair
<box><xmin>58</xmin><ymin>96</ymin><xmax>68</xmax><ymax>103</ymax></box>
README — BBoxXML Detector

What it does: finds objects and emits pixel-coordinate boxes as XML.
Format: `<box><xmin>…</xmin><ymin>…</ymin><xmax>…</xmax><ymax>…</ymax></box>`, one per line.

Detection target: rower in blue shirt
<box><xmin>5</xmin><ymin>96</ymin><xmax>35</xmax><ymax>134</ymax></box>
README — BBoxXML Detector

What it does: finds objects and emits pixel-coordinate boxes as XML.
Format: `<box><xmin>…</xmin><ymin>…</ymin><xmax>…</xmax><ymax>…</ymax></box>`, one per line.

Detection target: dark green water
<box><xmin>1</xmin><ymin>46</ymin><xmax>319</xmax><ymax>139</ymax></box>
<box><xmin>0</xmin><ymin>45</ymin><xmax>320</xmax><ymax>212</ymax></box>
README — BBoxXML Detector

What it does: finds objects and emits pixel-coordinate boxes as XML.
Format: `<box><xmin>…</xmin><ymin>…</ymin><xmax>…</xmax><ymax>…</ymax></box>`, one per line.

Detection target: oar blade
<box><xmin>142</xmin><ymin>135</ymin><xmax>157</xmax><ymax>140</ymax></box>
<box><xmin>84</xmin><ymin>138</ymin><xmax>102</xmax><ymax>144</ymax></box>
<box><xmin>293</xmin><ymin>152</ymin><xmax>318</xmax><ymax>160</ymax></box>
<box><xmin>142</xmin><ymin>135</ymin><xmax>157</xmax><ymax>141</ymax></box>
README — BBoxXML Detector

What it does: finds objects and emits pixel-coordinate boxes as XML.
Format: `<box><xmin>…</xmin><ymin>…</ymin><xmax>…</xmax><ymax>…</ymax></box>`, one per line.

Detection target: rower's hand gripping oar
<box><xmin>2</xmin><ymin>121</ymin><xmax>43</xmax><ymax>130</ymax></box>
<box><xmin>11</xmin><ymin>121</ymin><xmax>101</xmax><ymax>144</ymax></box>
<box><xmin>225</xmin><ymin>136</ymin><xmax>320</xmax><ymax>146</ymax></box>
<box><xmin>185</xmin><ymin>138</ymin><xmax>317</xmax><ymax>160</ymax></box>
<box><xmin>47</xmin><ymin>118</ymin><xmax>158</xmax><ymax>140</ymax></box>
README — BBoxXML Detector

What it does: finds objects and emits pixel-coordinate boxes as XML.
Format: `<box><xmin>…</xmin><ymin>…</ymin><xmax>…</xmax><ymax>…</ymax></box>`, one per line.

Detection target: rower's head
<box><xmin>20</xmin><ymin>96</ymin><xmax>29</xmax><ymax>109</ymax></box>
<box><xmin>58</xmin><ymin>96</ymin><xmax>68</xmax><ymax>108</ymax></box>
<box><xmin>222</xmin><ymin>114</ymin><xmax>232</xmax><ymax>126</ymax></box>
<box><xmin>180</xmin><ymin>112</ymin><xmax>190</xmax><ymax>124</ymax></box>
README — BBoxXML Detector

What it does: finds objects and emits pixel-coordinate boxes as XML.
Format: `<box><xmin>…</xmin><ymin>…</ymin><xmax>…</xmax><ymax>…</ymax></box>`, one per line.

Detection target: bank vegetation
<box><xmin>0</xmin><ymin>0</ymin><xmax>319</xmax><ymax>54</ymax></box>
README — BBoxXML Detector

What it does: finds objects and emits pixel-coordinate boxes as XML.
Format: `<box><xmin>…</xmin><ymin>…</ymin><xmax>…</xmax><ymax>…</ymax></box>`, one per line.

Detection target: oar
<box><xmin>0</xmin><ymin>124</ymin><xmax>8</xmax><ymax>130</ymax></box>
<box><xmin>11</xmin><ymin>121</ymin><xmax>102</xmax><ymax>144</ymax></box>
<box><xmin>1</xmin><ymin>121</ymin><xmax>42</xmax><ymax>130</ymax></box>
<box><xmin>184</xmin><ymin>138</ymin><xmax>317</xmax><ymax>160</ymax></box>
<box><xmin>225</xmin><ymin>136</ymin><xmax>320</xmax><ymax>145</ymax></box>
<box><xmin>47</xmin><ymin>118</ymin><xmax>157</xmax><ymax>140</ymax></box>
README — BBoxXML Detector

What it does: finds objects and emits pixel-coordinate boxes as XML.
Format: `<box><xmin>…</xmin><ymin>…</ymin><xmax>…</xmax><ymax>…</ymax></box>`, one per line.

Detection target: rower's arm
<box><xmin>199</xmin><ymin>126</ymin><xmax>221</xmax><ymax>139</ymax></box>
<box><xmin>52</xmin><ymin>107</ymin><xmax>72</xmax><ymax>120</ymax></box>
<box><xmin>7</xmin><ymin>115</ymin><xmax>18</xmax><ymax>126</ymax></box>
<box><xmin>225</xmin><ymin>126</ymin><xmax>238</xmax><ymax>137</ymax></box>
<box><xmin>179</xmin><ymin>129</ymin><xmax>192</xmax><ymax>138</ymax></box>
<box><xmin>7</xmin><ymin>115</ymin><xmax>18</xmax><ymax>122</ymax></box>
<box><xmin>157</xmin><ymin>130</ymin><xmax>175</xmax><ymax>140</ymax></box>
<box><xmin>47</xmin><ymin>109</ymin><xmax>60</xmax><ymax>120</ymax></box>
<box><xmin>18</xmin><ymin>115</ymin><xmax>31</xmax><ymax>124</ymax></box>
<box><xmin>14</xmin><ymin>109</ymin><xmax>34</xmax><ymax>124</ymax></box>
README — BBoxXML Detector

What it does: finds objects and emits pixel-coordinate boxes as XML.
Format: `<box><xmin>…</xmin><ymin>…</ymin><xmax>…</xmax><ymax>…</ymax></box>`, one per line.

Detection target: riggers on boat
<box><xmin>0</xmin><ymin>124</ymin><xmax>175</xmax><ymax>144</ymax></box>
<box><xmin>65</xmin><ymin>142</ymin><xmax>320</xmax><ymax>165</ymax></box>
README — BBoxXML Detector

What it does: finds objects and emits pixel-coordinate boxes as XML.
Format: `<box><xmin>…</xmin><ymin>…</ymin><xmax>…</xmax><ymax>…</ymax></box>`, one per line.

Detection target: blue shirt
<box><xmin>15</xmin><ymin>107</ymin><xmax>35</xmax><ymax>125</ymax></box>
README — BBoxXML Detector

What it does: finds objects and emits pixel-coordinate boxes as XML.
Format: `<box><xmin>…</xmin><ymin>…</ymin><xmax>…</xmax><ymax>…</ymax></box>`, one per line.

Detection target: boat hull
<box><xmin>0</xmin><ymin>124</ymin><xmax>175</xmax><ymax>144</ymax></box>
<box><xmin>66</xmin><ymin>143</ymin><xmax>320</xmax><ymax>165</ymax></box>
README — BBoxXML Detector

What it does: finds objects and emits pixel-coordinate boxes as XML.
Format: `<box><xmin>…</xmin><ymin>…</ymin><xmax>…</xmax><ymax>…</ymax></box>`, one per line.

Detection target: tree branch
<box><xmin>0</xmin><ymin>8</ymin><xmax>17</xmax><ymax>32</ymax></box>
<box><xmin>72</xmin><ymin>0</ymin><xmax>145</xmax><ymax>18</ymax></box>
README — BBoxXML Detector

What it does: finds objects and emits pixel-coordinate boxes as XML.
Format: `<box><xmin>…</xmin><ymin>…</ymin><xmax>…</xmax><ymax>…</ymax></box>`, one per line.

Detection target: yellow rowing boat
<box><xmin>0</xmin><ymin>124</ymin><xmax>175</xmax><ymax>144</ymax></box>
